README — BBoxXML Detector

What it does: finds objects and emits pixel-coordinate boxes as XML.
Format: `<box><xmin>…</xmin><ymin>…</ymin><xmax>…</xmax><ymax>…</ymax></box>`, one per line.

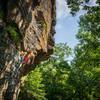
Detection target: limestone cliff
<box><xmin>0</xmin><ymin>0</ymin><xmax>56</xmax><ymax>100</ymax></box>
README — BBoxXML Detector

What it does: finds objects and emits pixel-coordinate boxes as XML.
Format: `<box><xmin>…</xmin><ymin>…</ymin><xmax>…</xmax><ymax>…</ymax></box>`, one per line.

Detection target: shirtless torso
<box><xmin>21</xmin><ymin>51</ymin><xmax>37</xmax><ymax>68</ymax></box>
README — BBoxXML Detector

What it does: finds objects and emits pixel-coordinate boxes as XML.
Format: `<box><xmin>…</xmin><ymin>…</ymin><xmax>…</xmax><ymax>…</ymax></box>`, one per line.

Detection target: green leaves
<box><xmin>0</xmin><ymin>11</ymin><xmax>4</xmax><ymax>18</ymax></box>
<box><xmin>19</xmin><ymin>43</ymin><xmax>72</xmax><ymax>100</ymax></box>
<box><xmin>66</xmin><ymin>0</ymin><xmax>82</xmax><ymax>16</ymax></box>
<box><xmin>18</xmin><ymin>68</ymin><xmax>47</xmax><ymax>100</ymax></box>
<box><xmin>7</xmin><ymin>26</ymin><xmax>19</xmax><ymax>41</ymax></box>
<box><xmin>71</xmin><ymin>1</ymin><xmax>100</xmax><ymax>99</ymax></box>
<box><xmin>6</xmin><ymin>25</ymin><xmax>23</xmax><ymax>50</ymax></box>
<box><xmin>66</xmin><ymin>0</ymin><xmax>100</xmax><ymax>16</ymax></box>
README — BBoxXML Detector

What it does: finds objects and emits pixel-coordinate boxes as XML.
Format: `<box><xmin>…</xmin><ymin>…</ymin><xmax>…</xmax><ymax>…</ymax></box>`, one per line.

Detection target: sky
<box><xmin>55</xmin><ymin>0</ymin><xmax>97</xmax><ymax>49</ymax></box>
<box><xmin>55</xmin><ymin>0</ymin><xmax>79</xmax><ymax>49</ymax></box>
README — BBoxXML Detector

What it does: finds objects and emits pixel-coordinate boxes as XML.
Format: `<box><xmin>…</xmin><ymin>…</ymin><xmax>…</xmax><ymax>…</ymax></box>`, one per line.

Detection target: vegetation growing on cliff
<box><xmin>0</xmin><ymin>11</ymin><xmax>3</xmax><ymax>18</ymax></box>
<box><xmin>6</xmin><ymin>25</ymin><xmax>23</xmax><ymax>51</ymax></box>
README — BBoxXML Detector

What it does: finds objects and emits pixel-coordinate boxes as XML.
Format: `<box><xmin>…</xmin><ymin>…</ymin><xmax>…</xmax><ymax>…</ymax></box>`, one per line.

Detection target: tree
<box><xmin>66</xmin><ymin>0</ymin><xmax>100</xmax><ymax>16</ymax></box>
<box><xmin>65</xmin><ymin>0</ymin><xmax>100</xmax><ymax>99</ymax></box>
<box><xmin>19</xmin><ymin>43</ymin><xmax>72</xmax><ymax>100</ymax></box>
<box><xmin>69</xmin><ymin>1</ymin><xmax>100</xmax><ymax>99</ymax></box>
<box><xmin>18</xmin><ymin>68</ymin><xmax>47</xmax><ymax>100</ymax></box>
<box><xmin>39</xmin><ymin>43</ymin><xmax>72</xmax><ymax>100</ymax></box>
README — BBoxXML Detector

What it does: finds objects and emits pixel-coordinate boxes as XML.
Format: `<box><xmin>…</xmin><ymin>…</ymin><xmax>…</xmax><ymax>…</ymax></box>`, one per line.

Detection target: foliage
<box><xmin>43</xmin><ymin>22</ymin><xmax>47</xmax><ymax>32</ymax></box>
<box><xmin>19</xmin><ymin>39</ymin><xmax>100</xmax><ymax>100</ymax></box>
<box><xmin>7</xmin><ymin>26</ymin><xmax>19</xmax><ymax>41</ymax></box>
<box><xmin>0</xmin><ymin>11</ymin><xmax>3</xmax><ymax>18</ymax></box>
<box><xmin>70</xmin><ymin>1</ymin><xmax>100</xmax><ymax>99</ymax></box>
<box><xmin>7</xmin><ymin>25</ymin><xmax>23</xmax><ymax>50</ymax></box>
<box><xmin>39</xmin><ymin>43</ymin><xmax>72</xmax><ymax>100</ymax></box>
<box><xmin>66</xmin><ymin>0</ymin><xmax>99</xmax><ymax>16</ymax></box>
<box><xmin>18</xmin><ymin>68</ymin><xmax>47</xmax><ymax>100</ymax></box>
<box><xmin>19</xmin><ymin>43</ymin><xmax>72</xmax><ymax>100</ymax></box>
<box><xmin>74</xmin><ymin>4</ymin><xmax>100</xmax><ymax>69</ymax></box>
<box><xmin>53</xmin><ymin>3</ymin><xmax>56</xmax><ymax>8</ymax></box>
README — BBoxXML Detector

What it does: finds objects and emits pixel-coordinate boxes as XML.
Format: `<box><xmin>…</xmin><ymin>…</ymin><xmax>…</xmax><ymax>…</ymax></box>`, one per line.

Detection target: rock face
<box><xmin>0</xmin><ymin>0</ymin><xmax>56</xmax><ymax>100</ymax></box>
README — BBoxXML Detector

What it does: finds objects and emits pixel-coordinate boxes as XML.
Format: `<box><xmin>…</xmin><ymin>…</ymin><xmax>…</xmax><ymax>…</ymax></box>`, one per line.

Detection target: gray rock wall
<box><xmin>0</xmin><ymin>0</ymin><xmax>56</xmax><ymax>100</ymax></box>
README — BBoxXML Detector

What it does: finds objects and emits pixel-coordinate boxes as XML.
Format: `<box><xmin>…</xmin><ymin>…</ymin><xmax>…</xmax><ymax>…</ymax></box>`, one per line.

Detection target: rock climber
<box><xmin>21</xmin><ymin>50</ymin><xmax>37</xmax><ymax>68</ymax></box>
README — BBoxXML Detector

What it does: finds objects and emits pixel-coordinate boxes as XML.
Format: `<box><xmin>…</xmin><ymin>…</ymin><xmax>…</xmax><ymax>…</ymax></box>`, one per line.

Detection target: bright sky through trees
<box><xmin>55</xmin><ymin>0</ymin><xmax>97</xmax><ymax>49</ymax></box>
